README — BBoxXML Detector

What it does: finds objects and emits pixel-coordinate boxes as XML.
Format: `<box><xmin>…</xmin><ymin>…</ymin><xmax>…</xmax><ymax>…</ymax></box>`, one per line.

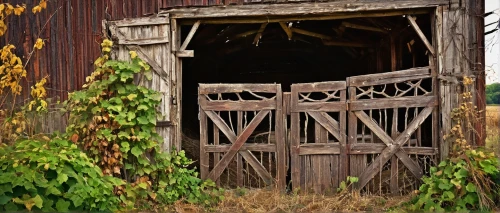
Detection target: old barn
<box><xmin>3</xmin><ymin>0</ymin><xmax>486</xmax><ymax>194</ymax></box>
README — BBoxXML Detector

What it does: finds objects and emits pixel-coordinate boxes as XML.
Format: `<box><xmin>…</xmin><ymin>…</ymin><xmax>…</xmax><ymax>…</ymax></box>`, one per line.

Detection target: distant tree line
<box><xmin>487</xmin><ymin>83</ymin><xmax>500</xmax><ymax>105</ymax></box>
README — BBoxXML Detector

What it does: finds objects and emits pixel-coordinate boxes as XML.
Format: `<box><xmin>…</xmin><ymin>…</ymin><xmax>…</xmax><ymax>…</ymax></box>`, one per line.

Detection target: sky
<box><xmin>485</xmin><ymin>0</ymin><xmax>500</xmax><ymax>84</ymax></box>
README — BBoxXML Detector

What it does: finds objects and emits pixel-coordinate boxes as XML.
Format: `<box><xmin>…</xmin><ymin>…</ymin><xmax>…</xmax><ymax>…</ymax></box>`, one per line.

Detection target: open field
<box><xmin>486</xmin><ymin>105</ymin><xmax>500</xmax><ymax>154</ymax></box>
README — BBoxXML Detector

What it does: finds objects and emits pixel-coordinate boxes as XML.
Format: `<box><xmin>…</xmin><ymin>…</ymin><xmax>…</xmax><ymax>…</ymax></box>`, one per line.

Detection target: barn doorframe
<box><xmin>163</xmin><ymin>1</ymin><xmax>448</xmax><ymax>161</ymax></box>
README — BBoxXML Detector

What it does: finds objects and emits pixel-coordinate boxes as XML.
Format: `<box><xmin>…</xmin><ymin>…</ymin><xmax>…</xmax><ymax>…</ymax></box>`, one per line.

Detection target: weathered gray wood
<box><xmin>307</xmin><ymin>112</ymin><xmax>342</xmax><ymax>141</ymax></box>
<box><xmin>180</xmin><ymin>20</ymin><xmax>201</xmax><ymax>51</ymax></box>
<box><xmin>290</xmin><ymin>85</ymin><xmax>301</xmax><ymax>191</ymax></box>
<box><xmin>164</xmin><ymin>1</ymin><xmax>448</xmax><ymax>19</ymax></box>
<box><xmin>205</xmin><ymin>144</ymin><xmax>277</xmax><ymax>152</ymax></box>
<box><xmin>175</xmin><ymin>50</ymin><xmax>194</xmax><ymax>57</ymax></box>
<box><xmin>349</xmin><ymin>143</ymin><xmax>436</xmax><ymax>155</ymax></box>
<box><xmin>407</xmin><ymin>15</ymin><xmax>435</xmax><ymax>56</ymax></box>
<box><xmin>299</xmin><ymin>143</ymin><xmax>341</xmax><ymax>155</ymax></box>
<box><xmin>356</xmin><ymin>107</ymin><xmax>434</xmax><ymax>189</ymax></box>
<box><xmin>127</xmin><ymin>45</ymin><xmax>170</xmax><ymax>82</ymax></box>
<box><xmin>177</xmin><ymin>9</ymin><xmax>432</xmax><ymax>25</ymax></box>
<box><xmin>348</xmin><ymin>67</ymin><xmax>430</xmax><ymax>86</ymax></box>
<box><xmin>294</xmin><ymin>102</ymin><xmax>347</xmax><ymax>112</ymax></box>
<box><xmin>354</xmin><ymin>110</ymin><xmax>425</xmax><ymax>181</ymax></box>
<box><xmin>199</xmin><ymin>99</ymin><xmax>276</xmax><ymax>111</ymax></box>
<box><xmin>199</xmin><ymin>84</ymin><xmax>278</xmax><ymax>94</ymax></box>
<box><xmin>204</xmin><ymin>110</ymin><xmax>273</xmax><ymax>185</ymax></box>
<box><xmin>114</xmin><ymin>17</ymin><xmax>169</xmax><ymax>27</ymax></box>
<box><xmin>291</xmin><ymin>81</ymin><xmax>346</xmax><ymax>92</ymax></box>
<box><xmin>118</xmin><ymin>36</ymin><xmax>169</xmax><ymax>45</ymax></box>
<box><xmin>275</xmin><ymin>85</ymin><xmax>286</xmax><ymax>190</ymax></box>
<box><xmin>172</xmin><ymin>18</ymin><xmax>182</xmax><ymax>152</ymax></box>
<box><xmin>349</xmin><ymin>96</ymin><xmax>437</xmax><ymax>110</ymax></box>
<box><xmin>208</xmin><ymin>110</ymin><xmax>271</xmax><ymax>183</ymax></box>
<box><xmin>338</xmin><ymin>90</ymin><xmax>348</xmax><ymax>183</ymax></box>
<box><xmin>213</xmin><ymin>119</ymin><xmax>220</xmax><ymax>186</ymax></box>
<box><xmin>237</xmin><ymin>111</ymin><xmax>243</xmax><ymax>187</ymax></box>
<box><xmin>199</xmin><ymin>107</ymin><xmax>209</xmax><ymax>179</ymax></box>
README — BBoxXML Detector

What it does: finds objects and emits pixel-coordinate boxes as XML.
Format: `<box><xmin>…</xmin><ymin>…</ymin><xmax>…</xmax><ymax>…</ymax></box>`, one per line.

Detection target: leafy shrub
<box><xmin>0</xmin><ymin>137</ymin><xmax>122</xmax><ymax>212</ymax></box>
<box><xmin>410</xmin><ymin>77</ymin><xmax>500</xmax><ymax>211</ymax></box>
<box><xmin>410</xmin><ymin>149</ymin><xmax>499</xmax><ymax>211</ymax></box>
<box><xmin>65</xmin><ymin>39</ymin><xmax>223</xmax><ymax>209</ymax></box>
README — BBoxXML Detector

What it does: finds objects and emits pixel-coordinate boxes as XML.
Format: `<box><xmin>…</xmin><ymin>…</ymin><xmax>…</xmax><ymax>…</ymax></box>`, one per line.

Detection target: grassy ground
<box><xmin>168</xmin><ymin>106</ymin><xmax>500</xmax><ymax>213</ymax></box>
<box><xmin>486</xmin><ymin>105</ymin><xmax>500</xmax><ymax>155</ymax></box>
<box><xmin>170</xmin><ymin>189</ymin><xmax>413</xmax><ymax>213</ymax></box>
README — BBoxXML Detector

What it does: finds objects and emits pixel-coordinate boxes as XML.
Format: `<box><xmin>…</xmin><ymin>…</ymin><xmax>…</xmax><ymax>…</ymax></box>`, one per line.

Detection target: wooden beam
<box><xmin>175</xmin><ymin>50</ymin><xmax>194</xmax><ymax>57</ymax></box>
<box><xmin>406</xmin><ymin>15</ymin><xmax>435</xmax><ymax>56</ymax></box>
<box><xmin>279</xmin><ymin>22</ymin><xmax>293</xmax><ymax>40</ymax></box>
<box><xmin>341</xmin><ymin>21</ymin><xmax>388</xmax><ymax>33</ymax></box>
<box><xmin>179</xmin><ymin>9</ymin><xmax>433</xmax><ymax>25</ymax></box>
<box><xmin>127</xmin><ymin>45</ymin><xmax>169</xmax><ymax>82</ymax></box>
<box><xmin>163</xmin><ymin>1</ymin><xmax>448</xmax><ymax>19</ymax></box>
<box><xmin>323</xmin><ymin>40</ymin><xmax>373</xmax><ymax>48</ymax></box>
<box><xmin>290</xmin><ymin>28</ymin><xmax>333</xmax><ymax>40</ymax></box>
<box><xmin>253</xmin><ymin>23</ymin><xmax>268</xmax><ymax>46</ymax></box>
<box><xmin>180</xmin><ymin>20</ymin><xmax>201</xmax><ymax>51</ymax></box>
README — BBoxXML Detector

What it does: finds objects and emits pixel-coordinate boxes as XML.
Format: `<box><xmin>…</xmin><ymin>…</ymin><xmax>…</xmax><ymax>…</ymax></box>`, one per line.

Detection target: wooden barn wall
<box><xmin>0</xmin><ymin>0</ymin><xmax>340</xmax><ymax>103</ymax></box>
<box><xmin>0</xmin><ymin>0</ymin><xmax>165</xmax><ymax>103</ymax></box>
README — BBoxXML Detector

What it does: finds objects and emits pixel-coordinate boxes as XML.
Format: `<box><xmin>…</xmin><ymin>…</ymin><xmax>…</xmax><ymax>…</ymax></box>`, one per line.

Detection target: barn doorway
<box><xmin>179</xmin><ymin>14</ymin><xmax>437</xmax><ymax>193</ymax></box>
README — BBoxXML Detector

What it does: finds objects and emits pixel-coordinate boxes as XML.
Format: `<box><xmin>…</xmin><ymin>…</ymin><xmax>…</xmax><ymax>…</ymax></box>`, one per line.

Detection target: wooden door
<box><xmin>198</xmin><ymin>84</ymin><xmax>286</xmax><ymax>190</ymax></box>
<box><xmin>289</xmin><ymin>81</ymin><xmax>348</xmax><ymax>194</ymax></box>
<box><xmin>347</xmin><ymin>67</ymin><xmax>438</xmax><ymax>194</ymax></box>
<box><xmin>106</xmin><ymin>17</ymin><xmax>174</xmax><ymax>152</ymax></box>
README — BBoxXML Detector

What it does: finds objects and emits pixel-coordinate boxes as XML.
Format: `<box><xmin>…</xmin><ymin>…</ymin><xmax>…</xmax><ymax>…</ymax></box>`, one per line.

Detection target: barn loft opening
<box><xmin>180</xmin><ymin>14</ymin><xmax>434</xmax><ymax>184</ymax></box>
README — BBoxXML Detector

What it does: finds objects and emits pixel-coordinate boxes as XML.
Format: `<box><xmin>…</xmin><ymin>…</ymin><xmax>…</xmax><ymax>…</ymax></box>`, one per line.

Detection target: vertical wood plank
<box><xmin>214</xmin><ymin>118</ymin><xmax>221</xmax><ymax>186</ymax></box>
<box><xmin>237</xmin><ymin>111</ymin><xmax>243</xmax><ymax>187</ymax></box>
<box><xmin>199</xmin><ymin>96</ymin><xmax>209</xmax><ymax>180</ymax></box>
<box><xmin>348</xmin><ymin>84</ymin><xmax>361</xmax><ymax>187</ymax></box>
<box><xmin>339</xmin><ymin>90</ymin><xmax>348</xmax><ymax>184</ymax></box>
<box><xmin>290</xmin><ymin>86</ymin><xmax>301</xmax><ymax>191</ymax></box>
<box><xmin>275</xmin><ymin>85</ymin><xmax>286</xmax><ymax>191</ymax></box>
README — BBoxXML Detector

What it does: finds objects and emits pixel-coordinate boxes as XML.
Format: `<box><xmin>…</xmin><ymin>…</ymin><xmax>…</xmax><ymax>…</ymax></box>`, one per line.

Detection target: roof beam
<box><xmin>163</xmin><ymin>1</ymin><xmax>447</xmax><ymax>19</ymax></box>
<box><xmin>406</xmin><ymin>15</ymin><xmax>435</xmax><ymax>56</ymax></box>
<box><xmin>279</xmin><ymin>22</ymin><xmax>293</xmax><ymax>40</ymax></box>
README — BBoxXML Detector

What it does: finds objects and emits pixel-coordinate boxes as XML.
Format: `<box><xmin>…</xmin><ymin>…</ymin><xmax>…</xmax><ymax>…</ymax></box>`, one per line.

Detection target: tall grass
<box><xmin>486</xmin><ymin>105</ymin><xmax>500</xmax><ymax>155</ymax></box>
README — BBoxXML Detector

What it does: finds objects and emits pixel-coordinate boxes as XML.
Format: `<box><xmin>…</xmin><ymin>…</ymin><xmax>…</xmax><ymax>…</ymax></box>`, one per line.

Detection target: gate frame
<box><xmin>198</xmin><ymin>84</ymin><xmax>286</xmax><ymax>190</ymax></box>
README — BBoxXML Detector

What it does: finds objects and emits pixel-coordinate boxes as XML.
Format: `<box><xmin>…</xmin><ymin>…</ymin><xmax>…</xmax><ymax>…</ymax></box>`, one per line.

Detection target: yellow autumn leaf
<box><xmin>5</xmin><ymin>4</ymin><xmax>14</xmax><ymax>15</ymax></box>
<box><xmin>13</xmin><ymin>5</ymin><xmax>25</xmax><ymax>16</ymax></box>
<box><xmin>34</xmin><ymin>38</ymin><xmax>44</xmax><ymax>50</ymax></box>
<box><xmin>44</xmin><ymin>163</ymin><xmax>50</xmax><ymax>170</ymax></box>
<box><xmin>0</xmin><ymin>4</ymin><xmax>5</xmax><ymax>12</ymax></box>
<box><xmin>129</xmin><ymin>51</ymin><xmax>138</xmax><ymax>59</ymax></box>
<box><xmin>40</xmin><ymin>0</ymin><xmax>47</xmax><ymax>9</ymax></box>
<box><xmin>32</xmin><ymin>5</ymin><xmax>41</xmax><ymax>14</ymax></box>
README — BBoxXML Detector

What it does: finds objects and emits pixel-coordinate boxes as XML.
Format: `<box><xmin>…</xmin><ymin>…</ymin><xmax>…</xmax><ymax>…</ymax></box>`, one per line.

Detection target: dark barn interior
<box><xmin>179</xmin><ymin>14</ymin><xmax>434</xmax><ymax>187</ymax></box>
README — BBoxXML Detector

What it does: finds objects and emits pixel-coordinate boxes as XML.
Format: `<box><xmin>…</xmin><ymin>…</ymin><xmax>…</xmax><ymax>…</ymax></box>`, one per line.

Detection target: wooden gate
<box><xmin>199</xmin><ymin>67</ymin><xmax>437</xmax><ymax>194</ymax></box>
<box><xmin>289</xmin><ymin>82</ymin><xmax>348</xmax><ymax>193</ymax></box>
<box><xmin>198</xmin><ymin>84</ymin><xmax>286</xmax><ymax>190</ymax></box>
<box><xmin>347</xmin><ymin>67</ymin><xmax>438</xmax><ymax>194</ymax></box>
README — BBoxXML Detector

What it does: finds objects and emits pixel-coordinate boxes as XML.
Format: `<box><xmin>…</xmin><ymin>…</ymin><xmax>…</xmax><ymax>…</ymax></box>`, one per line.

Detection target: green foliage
<box><xmin>337</xmin><ymin>176</ymin><xmax>359</xmax><ymax>192</ymax></box>
<box><xmin>410</xmin><ymin>149</ymin><xmax>499</xmax><ymax>211</ymax></box>
<box><xmin>486</xmin><ymin>83</ymin><xmax>500</xmax><ymax>105</ymax></box>
<box><xmin>0</xmin><ymin>138</ymin><xmax>122</xmax><ymax>212</ymax></box>
<box><xmin>65</xmin><ymin>40</ymin><xmax>223</xmax><ymax>210</ymax></box>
